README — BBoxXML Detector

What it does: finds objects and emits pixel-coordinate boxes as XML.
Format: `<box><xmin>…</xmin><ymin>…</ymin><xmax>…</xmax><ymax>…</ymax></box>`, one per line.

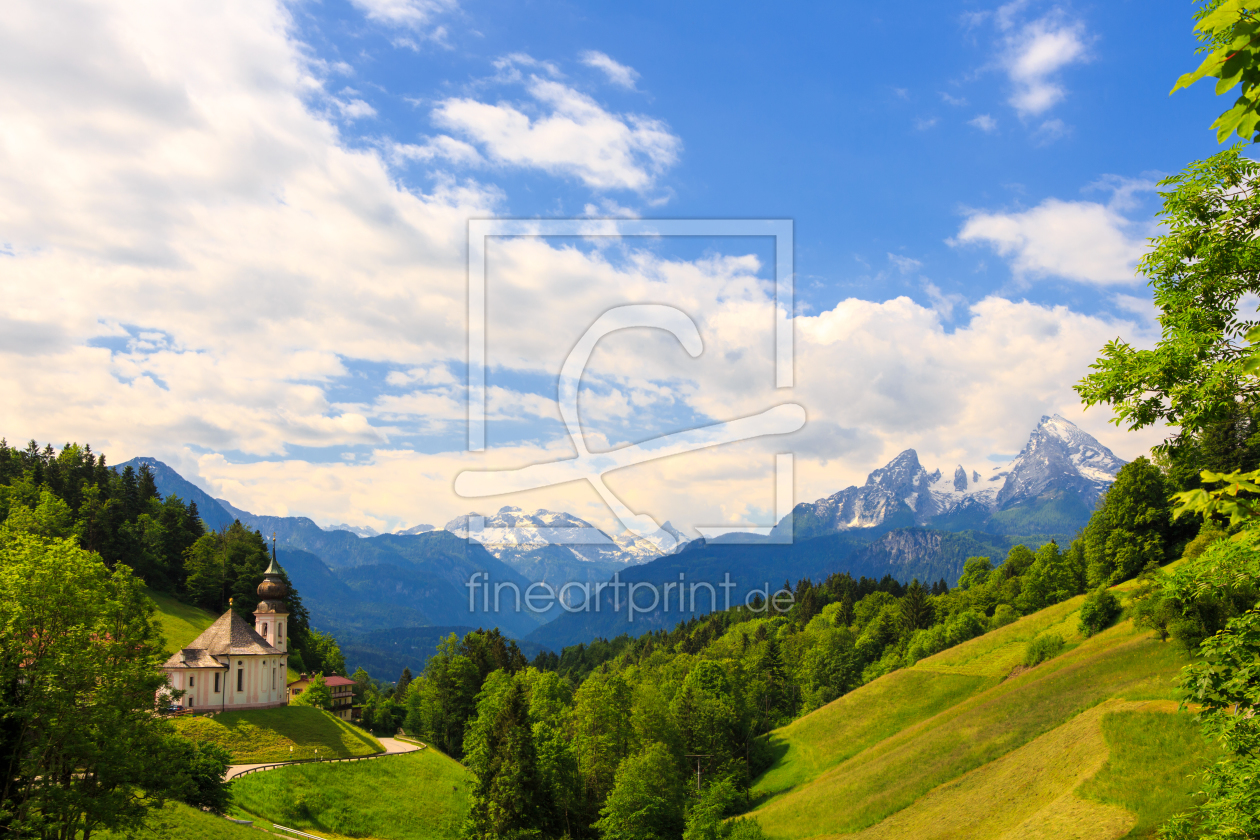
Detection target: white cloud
<box><xmin>914</xmin><ymin>117</ymin><xmax>939</xmax><ymax>131</ymax></box>
<box><xmin>1001</xmin><ymin>13</ymin><xmax>1088</xmax><ymax>117</ymax></box>
<box><xmin>580</xmin><ymin>51</ymin><xmax>640</xmax><ymax>89</ymax></box>
<box><xmin>887</xmin><ymin>253</ymin><xmax>922</xmax><ymax>274</ymax></box>
<box><xmin>940</xmin><ymin>92</ymin><xmax>968</xmax><ymax>106</ymax></box>
<box><xmin>431</xmin><ymin>76</ymin><xmax>681</xmax><ymax>191</ymax></box>
<box><xmin>348</xmin><ymin>0</ymin><xmax>457</xmax><ymax>30</ymax></box>
<box><xmin>953</xmin><ymin>198</ymin><xmax>1148</xmax><ymax>285</ymax></box>
<box><xmin>0</xmin><ymin>0</ymin><xmax>1167</xmax><ymax>539</ymax></box>
<box><xmin>969</xmin><ymin>114</ymin><xmax>998</xmax><ymax>132</ymax></box>
<box><xmin>336</xmin><ymin>98</ymin><xmax>377</xmax><ymax>120</ymax></box>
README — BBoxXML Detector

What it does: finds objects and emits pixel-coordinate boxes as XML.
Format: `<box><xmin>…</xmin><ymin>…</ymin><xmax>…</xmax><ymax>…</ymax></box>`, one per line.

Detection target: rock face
<box><xmin>994</xmin><ymin>414</ymin><xmax>1127</xmax><ymax>509</ymax></box>
<box><xmin>789</xmin><ymin>415</ymin><xmax>1125</xmax><ymax>535</ymax></box>
<box><xmin>444</xmin><ymin>506</ymin><xmax>685</xmax><ymax>565</ymax></box>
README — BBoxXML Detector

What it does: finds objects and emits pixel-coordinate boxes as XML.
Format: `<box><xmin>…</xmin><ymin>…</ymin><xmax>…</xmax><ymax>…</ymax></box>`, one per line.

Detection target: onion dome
<box><xmin>256</xmin><ymin>552</ymin><xmax>288</xmax><ymax>601</ymax></box>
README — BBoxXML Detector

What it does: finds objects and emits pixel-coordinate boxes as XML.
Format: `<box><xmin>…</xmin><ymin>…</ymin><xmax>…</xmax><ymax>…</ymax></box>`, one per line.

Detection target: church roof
<box><xmin>162</xmin><ymin>609</ymin><xmax>282</xmax><ymax>669</ymax></box>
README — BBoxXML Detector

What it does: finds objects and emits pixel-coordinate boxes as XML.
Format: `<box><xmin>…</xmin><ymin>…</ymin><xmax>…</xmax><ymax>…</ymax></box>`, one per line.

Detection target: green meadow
<box><xmin>747</xmin><ymin>583</ymin><xmax>1214</xmax><ymax>840</ymax></box>
<box><xmin>230</xmin><ymin>748</ymin><xmax>473</xmax><ymax>840</ymax></box>
<box><xmin>173</xmin><ymin>706</ymin><xmax>382</xmax><ymax>763</ymax></box>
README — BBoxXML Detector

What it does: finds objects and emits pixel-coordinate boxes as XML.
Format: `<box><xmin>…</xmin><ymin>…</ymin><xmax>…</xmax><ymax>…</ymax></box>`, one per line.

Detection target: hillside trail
<box><xmin>224</xmin><ymin>736</ymin><xmax>422</xmax><ymax>781</ymax></box>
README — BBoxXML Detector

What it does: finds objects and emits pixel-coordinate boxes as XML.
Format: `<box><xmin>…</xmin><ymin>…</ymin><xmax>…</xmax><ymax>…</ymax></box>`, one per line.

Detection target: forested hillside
<box><xmin>0</xmin><ymin>439</ymin><xmax>347</xmax><ymax>677</ymax></box>
<box><xmin>354</xmin><ymin>447</ymin><xmax>1212</xmax><ymax>840</ymax></box>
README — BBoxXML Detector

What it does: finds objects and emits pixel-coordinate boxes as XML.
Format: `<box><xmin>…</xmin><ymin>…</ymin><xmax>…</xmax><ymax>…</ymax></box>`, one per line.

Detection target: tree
<box><xmin>171</xmin><ymin>740</ymin><xmax>233</xmax><ymax>814</ymax></box>
<box><xmin>293</xmin><ymin>674</ymin><xmax>332</xmax><ymax>710</ymax></box>
<box><xmin>1076</xmin><ymin>148</ymin><xmax>1260</xmax><ymax>447</ymax></box>
<box><xmin>956</xmin><ymin>556</ymin><xmax>993</xmax><ymax>590</ymax></box>
<box><xmin>463</xmin><ymin>680</ymin><xmax>543</xmax><ymax>840</ymax></box>
<box><xmin>351</xmin><ymin>667</ymin><xmax>374</xmax><ymax>705</ymax></box>
<box><xmin>1082</xmin><ymin>458</ymin><xmax>1174</xmax><ymax>586</ymax></box>
<box><xmin>0</xmin><ymin>531</ymin><xmax>191</xmax><ymax>837</ymax></box>
<box><xmin>1078</xmin><ymin>586</ymin><xmax>1122</xmax><ymax>637</ymax></box>
<box><xmin>593</xmin><ymin>743</ymin><xmax>686</xmax><ymax>840</ymax></box>
<box><xmin>1173</xmin><ymin>1</ymin><xmax>1260</xmax><ymax>142</ymax></box>
<box><xmin>572</xmin><ymin>670</ymin><xmax>633</xmax><ymax>818</ymax></box>
<box><xmin>394</xmin><ymin>667</ymin><xmax>413</xmax><ymax>700</ymax></box>
<box><xmin>898</xmin><ymin>579</ymin><xmax>933</xmax><ymax>634</ymax></box>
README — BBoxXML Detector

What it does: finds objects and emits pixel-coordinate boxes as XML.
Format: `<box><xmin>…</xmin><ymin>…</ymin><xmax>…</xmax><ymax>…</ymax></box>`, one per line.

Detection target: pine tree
<box><xmin>395</xmin><ymin>667</ymin><xmax>413</xmax><ymax>700</ymax></box>
<box><xmin>899</xmin><ymin>579</ymin><xmax>933</xmax><ymax>633</ymax></box>
<box><xmin>463</xmin><ymin>681</ymin><xmax>542</xmax><ymax>839</ymax></box>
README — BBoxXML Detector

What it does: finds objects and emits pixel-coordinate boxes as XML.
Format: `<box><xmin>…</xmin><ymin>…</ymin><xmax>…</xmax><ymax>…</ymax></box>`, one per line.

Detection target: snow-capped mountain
<box><xmin>444</xmin><ymin>506</ymin><xmax>686</xmax><ymax>565</ymax></box>
<box><xmin>394</xmin><ymin>523</ymin><xmax>435</xmax><ymax>536</ymax></box>
<box><xmin>789</xmin><ymin>415</ymin><xmax>1125</xmax><ymax>536</ymax></box>
<box><xmin>993</xmin><ymin>414</ymin><xmax>1127</xmax><ymax>508</ymax></box>
<box><xmin>324</xmin><ymin>522</ymin><xmax>380</xmax><ymax>538</ymax></box>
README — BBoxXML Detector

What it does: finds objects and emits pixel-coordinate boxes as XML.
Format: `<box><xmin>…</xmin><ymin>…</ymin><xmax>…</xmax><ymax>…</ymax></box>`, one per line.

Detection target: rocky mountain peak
<box><xmin>791</xmin><ymin>414</ymin><xmax>1126</xmax><ymax>537</ymax></box>
<box><xmin>866</xmin><ymin>449</ymin><xmax>924</xmax><ymax>490</ymax></box>
<box><xmin>953</xmin><ymin>465</ymin><xmax>968</xmax><ymax>491</ymax></box>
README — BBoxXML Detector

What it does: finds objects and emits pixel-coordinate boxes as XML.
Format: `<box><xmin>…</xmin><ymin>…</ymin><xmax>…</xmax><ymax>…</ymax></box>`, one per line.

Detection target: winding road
<box><xmin>224</xmin><ymin>737</ymin><xmax>422</xmax><ymax>781</ymax></box>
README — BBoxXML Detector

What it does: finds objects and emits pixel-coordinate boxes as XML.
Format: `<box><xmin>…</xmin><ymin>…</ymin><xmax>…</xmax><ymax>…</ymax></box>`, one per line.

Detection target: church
<box><xmin>161</xmin><ymin>546</ymin><xmax>291</xmax><ymax>711</ymax></box>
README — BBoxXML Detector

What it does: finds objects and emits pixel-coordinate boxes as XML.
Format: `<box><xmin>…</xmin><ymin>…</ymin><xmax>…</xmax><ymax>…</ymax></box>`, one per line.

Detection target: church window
<box><xmin>214</xmin><ymin>673</ymin><xmax>220</xmax><ymax>692</ymax></box>
<box><xmin>272</xmin><ymin>668</ymin><xmax>276</xmax><ymax>690</ymax></box>
<box><xmin>237</xmin><ymin>669</ymin><xmax>244</xmax><ymax>692</ymax></box>
<box><xmin>189</xmin><ymin>676</ymin><xmax>194</xmax><ymax>687</ymax></box>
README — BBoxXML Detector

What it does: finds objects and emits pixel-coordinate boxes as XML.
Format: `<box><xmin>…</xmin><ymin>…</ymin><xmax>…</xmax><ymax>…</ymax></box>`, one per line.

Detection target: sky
<box><xmin>0</xmin><ymin>0</ymin><xmax>1232</xmax><ymax>537</ymax></box>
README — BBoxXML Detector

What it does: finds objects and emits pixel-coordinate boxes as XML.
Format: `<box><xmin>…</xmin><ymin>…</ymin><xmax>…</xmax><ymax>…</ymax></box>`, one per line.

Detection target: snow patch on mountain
<box><xmin>394</xmin><ymin>523</ymin><xmax>435</xmax><ymax>536</ymax></box>
<box><xmin>324</xmin><ymin>522</ymin><xmax>380</xmax><ymax>538</ymax></box>
<box><xmin>444</xmin><ymin>506</ymin><xmax>685</xmax><ymax>565</ymax></box>
<box><xmin>795</xmin><ymin>414</ymin><xmax>1125</xmax><ymax>533</ymax></box>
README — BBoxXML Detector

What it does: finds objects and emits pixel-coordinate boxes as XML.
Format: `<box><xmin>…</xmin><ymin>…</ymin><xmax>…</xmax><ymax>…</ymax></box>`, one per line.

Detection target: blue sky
<box><xmin>0</xmin><ymin>0</ymin><xmax>1230</xmax><ymax>534</ymax></box>
<box><xmin>294</xmin><ymin>0</ymin><xmax>1221</xmax><ymax>315</ymax></box>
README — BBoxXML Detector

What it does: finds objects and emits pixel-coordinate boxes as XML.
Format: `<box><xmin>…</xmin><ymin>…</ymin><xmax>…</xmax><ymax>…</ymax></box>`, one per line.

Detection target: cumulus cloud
<box><xmin>580</xmin><ymin>50</ymin><xmax>640</xmax><ymax>88</ymax></box>
<box><xmin>431</xmin><ymin>75</ymin><xmax>681</xmax><ymax>191</ymax></box>
<box><xmin>1000</xmin><ymin>10</ymin><xmax>1089</xmax><ymax>117</ymax></box>
<box><xmin>953</xmin><ymin>197</ymin><xmax>1148</xmax><ymax>285</ymax></box>
<box><xmin>0</xmin><ymin>0</ymin><xmax>1165</xmax><ymax>538</ymax></box>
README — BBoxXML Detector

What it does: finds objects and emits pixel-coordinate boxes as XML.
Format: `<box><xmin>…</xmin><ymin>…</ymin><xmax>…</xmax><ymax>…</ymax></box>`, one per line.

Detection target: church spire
<box><xmin>256</xmin><ymin>532</ymin><xmax>287</xmax><ymax>603</ymax></box>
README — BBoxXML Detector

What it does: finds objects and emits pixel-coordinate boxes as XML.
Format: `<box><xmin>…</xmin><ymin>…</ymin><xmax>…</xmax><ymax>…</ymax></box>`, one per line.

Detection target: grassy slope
<box><xmin>1079</xmin><ymin>708</ymin><xmax>1218</xmax><ymax>839</ymax></box>
<box><xmin>147</xmin><ymin>588</ymin><xmax>217</xmax><ymax>656</ymax></box>
<box><xmin>749</xmin><ymin>582</ymin><xmax>1214</xmax><ymax>840</ymax></box>
<box><xmin>229</xmin><ymin>748</ymin><xmax>473</xmax><ymax>840</ymax></box>
<box><xmin>97</xmin><ymin>800</ymin><xmax>259</xmax><ymax>840</ymax></box>
<box><xmin>172</xmin><ymin>706</ymin><xmax>382</xmax><ymax>763</ymax></box>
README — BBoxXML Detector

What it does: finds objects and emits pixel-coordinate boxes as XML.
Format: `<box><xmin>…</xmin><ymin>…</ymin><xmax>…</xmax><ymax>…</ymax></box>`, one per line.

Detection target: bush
<box><xmin>1022</xmin><ymin>633</ymin><xmax>1066</xmax><ymax>667</ymax></box>
<box><xmin>992</xmin><ymin>604</ymin><xmax>1019</xmax><ymax>628</ymax></box>
<box><xmin>944</xmin><ymin>610</ymin><xmax>986</xmax><ymax>646</ymax></box>
<box><xmin>1079</xmin><ymin>586</ymin><xmax>1122</xmax><ymax>637</ymax></box>
<box><xmin>725</xmin><ymin>818</ymin><xmax>768</xmax><ymax>839</ymax></box>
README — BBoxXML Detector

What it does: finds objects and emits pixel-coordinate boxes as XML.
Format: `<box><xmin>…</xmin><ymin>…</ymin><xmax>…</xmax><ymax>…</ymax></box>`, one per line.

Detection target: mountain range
<box><xmin>783</xmin><ymin>414</ymin><xmax>1125</xmax><ymax>541</ymax></box>
<box><xmin>121</xmin><ymin>414</ymin><xmax>1126</xmax><ymax>673</ymax></box>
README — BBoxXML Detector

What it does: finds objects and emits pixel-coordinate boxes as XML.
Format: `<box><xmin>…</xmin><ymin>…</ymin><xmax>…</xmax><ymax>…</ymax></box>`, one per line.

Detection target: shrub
<box><xmin>992</xmin><ymin>604</ymin><xmax>1019</xmax><ymax>628</ymax></box>
<box><xmin>1022</xmin><ymin>633</ymin><xmax>1066</xmax><ymax>667</ymax></box>
<box><xmin>944</xmin><ymin>610</ymin><xmax>986</xmax><ymax>646</ymax></box>
<box><xmin>1079</xmin><ymin>586</ymin><xmax>1122</xmax><ymax>637</ymax></box>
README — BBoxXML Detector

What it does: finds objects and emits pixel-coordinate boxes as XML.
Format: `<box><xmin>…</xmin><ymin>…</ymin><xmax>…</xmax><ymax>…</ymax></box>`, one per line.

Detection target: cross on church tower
<box><xmin>253</xmin><ymin>532</ymin><xmax>289</xmax><ymax>653</ymax></box>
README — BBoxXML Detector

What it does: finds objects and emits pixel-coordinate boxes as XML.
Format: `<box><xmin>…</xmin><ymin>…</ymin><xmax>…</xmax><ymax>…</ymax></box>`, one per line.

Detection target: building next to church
<box><xmin>287</xmin><ymin>674</ymin><xmax>357</xmax><ymax>721</ymax></box>
<box><xmin>160</xmin><ymin>545</ymin><xmax>291</xmax><ymax>711</ymax></box>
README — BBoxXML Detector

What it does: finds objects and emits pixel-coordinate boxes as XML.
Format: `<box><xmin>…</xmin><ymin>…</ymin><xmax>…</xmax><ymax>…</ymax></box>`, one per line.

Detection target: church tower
<box><xmin>254</xmin><ymin>534</ymin><xmax>289</xmax><ymax>653</ymax></box>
